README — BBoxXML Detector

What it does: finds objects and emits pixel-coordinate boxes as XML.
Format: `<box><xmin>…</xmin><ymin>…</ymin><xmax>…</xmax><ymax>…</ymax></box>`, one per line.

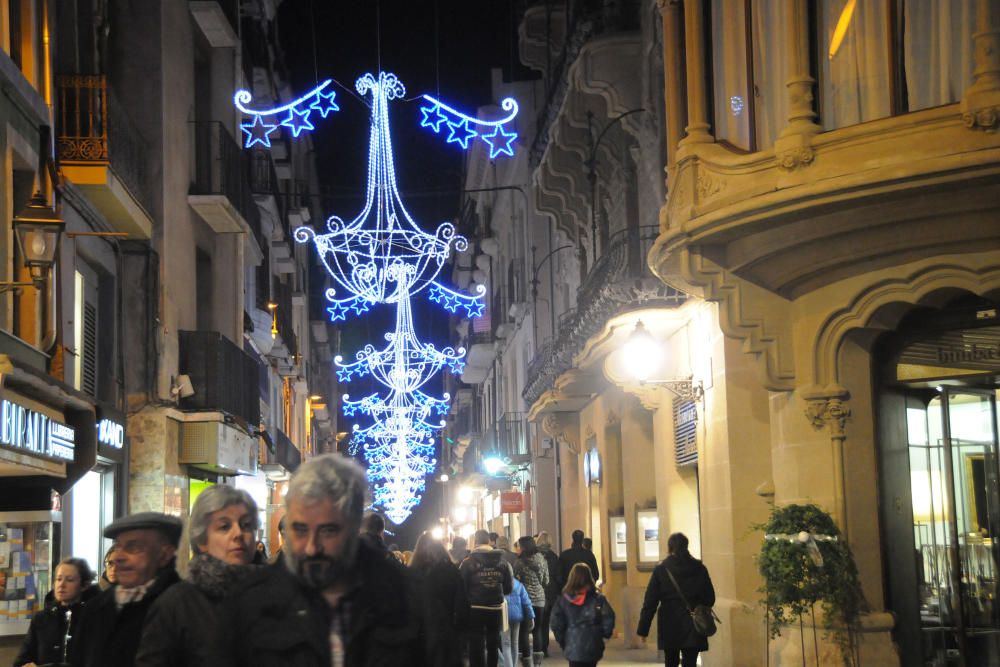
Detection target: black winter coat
<box><xmin>411</xmin><ymin>559</ymin><xmax>470</xmax><ymax>667</ymax></box>
<box><xmin>220</xmin><ymin>541</ymin><xmax>426</xmax><ymax>667</ymax></box>
<box><xmin>70</xmin><ymin>569</ymin><xmax>181</xmax><ymax>667</ymax></box>
<box><xmin>458</xmin><ymin>547</ymin><xmax>513</xmax><ymax>609</ymax></box>
<box><xmin>134</xmin><ymin>555</ymin><xmax>257</xmax><ymax>667</ymax></box>
<box><xmin>14</xmin><ymin>597</ymin><xmax>91</xmax><ymax>667</ymax></box>
<box><xmin>558</xmin><ymin>546</ymin><xmax>599</xmax><ymax>583</ymax></box>
<box><xmin>538</xmin><ymin>545</ymin><xmax>562</xmax><ymax>603</ymax></box>
<box><xmin>636</xmin><ymin>555</ymin><xmax>716</xmax><ymax>652</ymax></box>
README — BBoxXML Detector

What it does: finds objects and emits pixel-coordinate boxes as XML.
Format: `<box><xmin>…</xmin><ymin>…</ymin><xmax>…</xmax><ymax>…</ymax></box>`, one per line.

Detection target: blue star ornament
<box><xmin>420</xmin><ymin>104</ymin><xmax>449</xmax><ymax>133</ymax></box>
<box><xmin>465</xmin><ymin>300</ymin><xmax>486</xmax><ymax>318</ymax></box>
<box><xmin>311</xmin><ymin>90</ymin><xmax>340</xmax><ymax>118</ymax></box>
<box><xmin>446</xmin><ymin>119</ymin><xmax>477</xmax><ymax>149</ymax></box>
<box><xmin>482</xmin><ymin>124</ymin><xmax>517</xmax><ymax>159</ymax></box>
<box><xmin>241</xmin><ymin>115</ymin><xmax>279</xmax><ymax>148</ymax></box>
<box><xmin>282</xmin><ymin>107</ymin><xmax>315</xmax><ymax>138</ymax></box>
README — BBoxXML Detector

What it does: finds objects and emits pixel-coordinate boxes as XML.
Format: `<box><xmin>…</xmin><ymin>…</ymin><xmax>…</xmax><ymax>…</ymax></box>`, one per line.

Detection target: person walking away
<box><xmin>220</xmin><ymin>454</ymin><xmax>425</xmax><ymax>666</ymax></box>
<box><xmin>459</xmin><ymin>529</ymin><xmax>513</xmax><ymax>667</ymax></box>
<box><xmin>495</xmin><ymin>536</ymin><xmax>518</xmax><ymax>570</ymax></box>
<box><xmin>134</xmin><ymin>485</ymin><xmax>260</xmax><ymax>667</ymax></box>
<box><xmin>15</xmin><ymin>557</ymin><xmax>98</xmax><ymax>667</ymax></box>
<box><xmin>502</xmin><ymin>578</ymin><xmax>534</xmax><ymax>667</ymax></box>
<box><xmin>360</xmin><ymin>512</ymin><xmax>403</xmax><ymax>569</ymax></box>
<box><xmin>636</xmin><ymin>533</ymin><xmax>716</xmax><ymax>667</ymax></box>
<box><xmin>449</xmin><ymin>536</ymin><xmax>470</xmax><ymax>564</ymax></box>
<box><xmin>558</xmin><ymin>531</ymin><xmax>599</xmax><ymax>586</ymax></box>
<box><xmin>535</xmin><ymin>532</ymin><xmax>562</xmax><ymax>658</ymax></box>
<box><xmin>550</xmin><ymin>563</ymin><xmax>615</xmax><ymax>667</ymax></box>
<box><xmin>70</xmin><ymin>513</ymin><xmax>183</xmax><ymax>667</ymax></box>
<box><xmin>409</xmin><ymin>531</ymin><xmax>470</xmax><ymax>667</ymax></box>
<box><xmin>513</xmin><ymin>536</ymin><xmax>549</xmax><ymax>666</ymax></box>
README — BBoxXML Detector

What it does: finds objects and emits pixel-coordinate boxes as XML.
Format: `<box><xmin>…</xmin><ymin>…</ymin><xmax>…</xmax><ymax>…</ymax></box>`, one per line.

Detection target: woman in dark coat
<box><xmin>636</xmin><ymin>533</ymin><xmax>716</xmax><ymax>667</ymax></box>
<box><xmin>409</xmin><ymin>532</ymin><xmax>470</xmax><ymax>667</ymax></box>
<box><xmin>15</xmin><ymin>557</ymin><xmax>97</xmax><ymax>667</ymax></box>
<box><xmin>550</xmin><ymin>563</ymin><xmax>615</xmax><ymax>667</ymax></box>
<box><xmin>134</xmin><ymin>485</ymin><xmax>259</xmax><ymax>667</ymax></box>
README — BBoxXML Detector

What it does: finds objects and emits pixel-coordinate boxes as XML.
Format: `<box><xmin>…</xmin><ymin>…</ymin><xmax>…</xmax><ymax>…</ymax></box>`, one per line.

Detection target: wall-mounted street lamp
<box><xmin>0</xmin><ymin>192</ymin><xmax>65</xmax><ymax>293</ymax></box>
<box><xmin>622</xmin><ymin>320</ymin><xmax>703</xmax><ymax>401</ymax></box>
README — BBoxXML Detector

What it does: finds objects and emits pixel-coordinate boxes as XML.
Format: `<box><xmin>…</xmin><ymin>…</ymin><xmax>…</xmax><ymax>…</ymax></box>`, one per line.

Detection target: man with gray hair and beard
<box><xmin>221</xmin><ymin>454</ymin><xmax>425</xmax><ymax>666</ymax></box>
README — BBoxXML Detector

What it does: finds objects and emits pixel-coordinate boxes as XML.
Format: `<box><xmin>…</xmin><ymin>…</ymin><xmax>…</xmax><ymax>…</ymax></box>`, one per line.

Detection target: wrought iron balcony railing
<box><xmin>56</xmin><ymin>75</ymin><xmax>154</xmax><ymax>216</ymax></box>
<box><xmin>523</xmin><ymin>224</ymin><xmax>686</xmax><ymax>405</ymax></box>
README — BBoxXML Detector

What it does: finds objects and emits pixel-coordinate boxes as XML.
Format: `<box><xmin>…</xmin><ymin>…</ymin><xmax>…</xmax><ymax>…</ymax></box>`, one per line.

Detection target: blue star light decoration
<box><xmin>419</xmin><ymin>95</ymin><xmax>520</xmax><ymax>159</ymax></box>
<box><xmin>291</xmin><ymin>72</ymin><xmax>485</xmax><ymax>524</ymax></box>
<box><xmin>235</xmin><ymin>80</ymin><xmax>338</xmax><ymax>149</ymax></box>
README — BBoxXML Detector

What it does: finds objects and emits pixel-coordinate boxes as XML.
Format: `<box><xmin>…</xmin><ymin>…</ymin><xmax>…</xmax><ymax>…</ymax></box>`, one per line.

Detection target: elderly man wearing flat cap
<box><xmin>70</xmin><ymin>512</ymin><xmax>182</xmax><ymax>667</ymax></box>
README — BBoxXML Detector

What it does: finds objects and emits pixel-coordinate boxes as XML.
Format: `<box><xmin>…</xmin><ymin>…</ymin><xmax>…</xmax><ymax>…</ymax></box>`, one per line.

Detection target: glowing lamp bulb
<box><xmin>457</xmin><ymin>486</ymin><xmax>474</xmax><ymax>504</ymax></box>
<box><xmin>430</xmin><ymin>526</ymin><xmax>445</xmax><ymax>540</ymax></box>
<box><xmin>452</xmin><ymin>506</ymin><xmax>469</xmax><ymax>523</ymax></box>
<box><xmin>28</xmin><ymin>232</ymin><xmax>46</xmax><ymax>257</ymax></box>
<box><xmin>483</xmin><ymin>456</ymin><xmax>505</xmax><ymax>476</ymax></box>
<box><xmin>623</xmin><ymin>321</ymin><xmax>662</xmax><ymax>382</ymax></box>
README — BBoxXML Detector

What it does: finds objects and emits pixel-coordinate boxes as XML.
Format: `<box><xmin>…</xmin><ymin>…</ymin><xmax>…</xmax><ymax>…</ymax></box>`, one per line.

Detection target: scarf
<box><xmin>565</xmin><ymin>589</ymin><xmax>589</xmax><ymax>606</ymax></box>
<box><xmin>114</xmin><ymin>579</ymin><xmax>154</xmax><ymax>608</ymax></box>
<box><xmin>188</xmin><ymin>553</ymin><xmax>256</xmax><ymax>600</ymax></box>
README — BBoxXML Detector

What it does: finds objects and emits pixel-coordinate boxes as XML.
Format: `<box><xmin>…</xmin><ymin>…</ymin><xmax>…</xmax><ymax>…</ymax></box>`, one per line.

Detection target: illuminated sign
<box><xmin>0</xmin><ymin>399</ymin><xmax>75</xmax><ymax>461</ymax></box>
<box><xmin>97</xmin><ymin>418</ymin><xmax>124</xmax><ymax>449</ymax></box>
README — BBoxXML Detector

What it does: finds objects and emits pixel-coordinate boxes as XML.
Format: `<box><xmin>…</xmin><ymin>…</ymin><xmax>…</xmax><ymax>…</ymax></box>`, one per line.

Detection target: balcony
<box><xmin>57</xmin><ymin>75</ymin><xmax>154</xmax><ymax>239</ymax></box>
<box><xmin>492</xmin><ymin>412</ymin><xmax>529</xmax><ymax>462</ymax></box>
<box><xmin>189</xmin><ymin>1</ymin><xmax>238</xmax><ymax>48</ymax></box>
<box><xmin>461</xmin><ymin>330</ymin><xmax>496</xmax><ymax>384</ymax></box>
<box><xmin>523</xmin><ymin>225</ymin><xmax>685</xmax><ymax>405</ymax></box>
<box><xmin>178</xmin><ymin>330</ymin><xmax>261</xmax><ymax>427</ymax></box>
<box><xmin>189</xmin><ymin>121</ymin><xmax>261</xmax><ymax>241</ymax></box>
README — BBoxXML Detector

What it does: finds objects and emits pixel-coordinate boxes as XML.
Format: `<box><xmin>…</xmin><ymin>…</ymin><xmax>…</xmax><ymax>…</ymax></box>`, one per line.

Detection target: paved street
<box><xmin>545</xmin><ymin>638</ymin><xmax>664</xmax><ymax>665</ymax></box>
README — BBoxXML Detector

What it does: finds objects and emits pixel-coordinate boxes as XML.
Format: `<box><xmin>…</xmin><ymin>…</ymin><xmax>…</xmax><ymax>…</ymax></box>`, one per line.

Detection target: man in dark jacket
<box><xmin>359</xmin><ymin>511</ymin><xmax>404</xmax><ymax>568</ymax></box>
<box><xmin>559</xmin><ymin>529</ymin><xmax>600</xmax><ymax>584</ymax></box>
<box><xmin>221</xmin><ymin>454</ymin><xmax>425</xmax><ymax>667</ymax></box>
<box><xmin>459</xmin><ymin>529</ymin><xmax>513</xmax><ymax>667</ymax></box>
<box><xmin>71</xmin><ymin>512</ymin><xmax>183</xmax><ymax>667</ymax></box>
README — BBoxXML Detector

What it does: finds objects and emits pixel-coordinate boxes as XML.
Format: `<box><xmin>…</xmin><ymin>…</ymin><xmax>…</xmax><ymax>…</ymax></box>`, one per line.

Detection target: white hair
<box><xmin>189</xmin><ymin>485</ymin><xmax>258</xmax><ymax>551</ymax></box>
<box><xmin>285</xmin><ymin>454</ymin><xmax>368</xmax><ymax>527</ymax></box>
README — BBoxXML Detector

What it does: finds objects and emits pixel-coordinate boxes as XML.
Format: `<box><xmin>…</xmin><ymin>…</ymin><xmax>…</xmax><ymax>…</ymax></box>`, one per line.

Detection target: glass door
<box><xmin>910</xmin><ymin>389</ymin><xmax>1000</xmax><ymax>666</ymax></box>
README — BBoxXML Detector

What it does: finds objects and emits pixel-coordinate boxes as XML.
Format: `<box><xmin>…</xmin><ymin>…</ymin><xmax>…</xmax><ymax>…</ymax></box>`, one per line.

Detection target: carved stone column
<box><xmin>962</xmin><ymin>0</ymin><xmax>1000</xmax><ymax>131</ymax></box>
<box><xmin>774</xmin><ymin>0</ymin><xmax>821</xmax><ymax>170</ymax></box>
<box><xmin>679</xmin><ymin>0</ymin><xmax>714</xmax><ymax>146</ymax></box>
<box><xmin>657</xmin><ymin>0</ymin><xmax>686</xmax><ymax>165</ymax></box>
<box><xmin>802</xmin><ymin>386</ymin><xmax>851</xmax><ymax>537</ymax></box>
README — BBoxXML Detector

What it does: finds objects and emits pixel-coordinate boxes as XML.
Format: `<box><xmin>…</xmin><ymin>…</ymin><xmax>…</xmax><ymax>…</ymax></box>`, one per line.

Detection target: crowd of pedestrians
<box><xmin>11</xmin><ymin>452</ymin><xmax>714</xmax><ymax>667</ymax></box>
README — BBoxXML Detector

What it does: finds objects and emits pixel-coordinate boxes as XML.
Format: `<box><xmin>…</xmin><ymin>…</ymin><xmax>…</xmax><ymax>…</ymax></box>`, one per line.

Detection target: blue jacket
<box><xmin>550</xmin><ymin>589</ymin><xmax>615</xmax><ymax>662</ymax></box>
<box><xmin>506</xmin><ymin>579</ymin><xmax>534</xmax><ymax>625</ymax></box>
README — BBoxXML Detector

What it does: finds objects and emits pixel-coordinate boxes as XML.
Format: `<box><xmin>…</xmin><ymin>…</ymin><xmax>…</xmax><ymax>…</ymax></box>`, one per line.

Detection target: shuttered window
<box><xmin>82</xmin><ymin>301</ymin><xmax>98</xmax><ymax>396</ymax></box>
<box><xmin>673</xmin><ymin>397</ymin><xmax>698</xmax><ymax>466</ymax></box>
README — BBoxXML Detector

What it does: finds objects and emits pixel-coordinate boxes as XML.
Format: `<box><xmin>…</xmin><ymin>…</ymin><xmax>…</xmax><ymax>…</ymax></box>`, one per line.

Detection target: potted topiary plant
<box><xmin>756</xmin><ymin>503</ymin><xmax>866</xmax><ymax>666</ymax></box>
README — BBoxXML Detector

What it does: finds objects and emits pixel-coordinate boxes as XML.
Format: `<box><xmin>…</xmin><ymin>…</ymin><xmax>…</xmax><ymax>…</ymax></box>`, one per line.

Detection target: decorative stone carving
<box><xmin>776</xmin><ymin>143</ymin><xmax>815</xmax><ymax>171</ymax></box>
<box><xmin>606</xmin><ymin>409</ymin><xmax>621</xmax><ymax>426</ymax></box>
<box><xmin>804</xmin><ymin>395</ymin><xmax>851</xmax><ymax>440</ymax></box>
<box><xmin>541</xmin><ymin>412</ymin><xmax>580</xmax><ymax>455</ymax></box>
<box><xmin>695</xmin><ymin>170</ymin><xmax>722</xmax><ymax>200</ymax></box>
<box><xmin>963</xmin><ymin>106</ymin><xmax>1000</xmax><ymax>132</ymax></box>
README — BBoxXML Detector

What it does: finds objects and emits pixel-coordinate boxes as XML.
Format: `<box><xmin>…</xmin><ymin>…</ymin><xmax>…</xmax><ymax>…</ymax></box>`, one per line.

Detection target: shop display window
<box><xmin>0</xmin><ymin>512</ymin><xmax>60</xmax><ymax>636</ymax></box>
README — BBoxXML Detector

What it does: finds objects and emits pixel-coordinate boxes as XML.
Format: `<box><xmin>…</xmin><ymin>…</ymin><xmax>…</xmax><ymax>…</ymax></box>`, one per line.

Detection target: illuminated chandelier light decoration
<box><xmin>234</xmin><ymin>79</ymin><xmax>340</xmax><ymax>148</ymax></box>
<box><xmin>288</xmin><ymin>71</ymin><xmax>491</xmax><ymax>524</ymax></box>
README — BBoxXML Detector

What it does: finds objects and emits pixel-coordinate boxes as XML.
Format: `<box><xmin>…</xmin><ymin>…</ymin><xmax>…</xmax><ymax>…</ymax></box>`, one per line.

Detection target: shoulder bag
<box><xmin>663</xmin><ymin>566</ymin><xmax>720</xmax><ymax>637</ymax></box>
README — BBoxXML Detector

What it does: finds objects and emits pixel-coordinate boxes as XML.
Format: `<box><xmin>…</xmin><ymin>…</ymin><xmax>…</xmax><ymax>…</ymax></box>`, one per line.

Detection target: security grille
<box><xmin>673</xmin><ymin>397</ymin><xmax>698</xmax><ymax>466</ymax></box>
<box><xmin>82</xmin><ymin>302</ymin><xmax>98</xmax><ymax>396</ymax></box>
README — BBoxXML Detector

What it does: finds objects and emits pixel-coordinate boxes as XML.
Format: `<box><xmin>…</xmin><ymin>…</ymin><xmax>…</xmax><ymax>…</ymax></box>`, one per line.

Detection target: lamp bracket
<box><xmin>639</xmin><ymin>377</ymin><xmax>703</xmax><ymax>402</ymax></box>
<box><xmin>0</xmin><ymin>280</ymin><xmax>41</xmax><ymax>294</ymax></box>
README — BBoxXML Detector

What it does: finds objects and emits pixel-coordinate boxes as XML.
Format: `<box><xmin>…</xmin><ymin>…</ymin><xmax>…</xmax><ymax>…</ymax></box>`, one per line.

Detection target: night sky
<box><xmin>278</xmin><ymin>1</ymin><xmax>533</xmax><ymax>547</ymax></box>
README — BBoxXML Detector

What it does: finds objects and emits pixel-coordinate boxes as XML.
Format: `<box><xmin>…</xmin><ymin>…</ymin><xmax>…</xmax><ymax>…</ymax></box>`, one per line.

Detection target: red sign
<box><xmin>500</xmin><ymin>491</ymin><xmax>524</xmax><ymax>513</ymax></box>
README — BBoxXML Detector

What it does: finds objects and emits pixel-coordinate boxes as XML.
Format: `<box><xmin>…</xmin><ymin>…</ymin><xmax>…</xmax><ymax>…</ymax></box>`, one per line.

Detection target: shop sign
<box><xmin>97</xmin><ymin>418</ymin><xmax>125</xmax><ymax>449</ymax></box>
<box><xmin>500</xmin><ymin>491</ymin><xmax>524</xmax><ymax>513</ymax></box>
<box><xmin>0</xmin><ymin>398</ymin><xmax>75</xmax><ymax>461</ymax></box>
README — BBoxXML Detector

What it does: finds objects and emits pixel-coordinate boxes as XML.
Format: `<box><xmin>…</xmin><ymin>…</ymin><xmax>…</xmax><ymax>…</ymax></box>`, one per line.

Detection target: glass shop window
<box><xmin>749</xmin><ymin>2</ymin><xmax>789</xmax><ymax>150</ymax></box>
<box><xmin>711</xmin><ymin>0</ymin><xmax>753</xmax><ymax>151</ymax></box>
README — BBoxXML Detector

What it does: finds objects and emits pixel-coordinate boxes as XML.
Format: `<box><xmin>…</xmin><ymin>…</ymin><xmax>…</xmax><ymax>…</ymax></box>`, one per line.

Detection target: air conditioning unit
<box><xmin>179</xmin><ymin>419</ymin><xmax>257</xmax><ymax>476</ymax></box>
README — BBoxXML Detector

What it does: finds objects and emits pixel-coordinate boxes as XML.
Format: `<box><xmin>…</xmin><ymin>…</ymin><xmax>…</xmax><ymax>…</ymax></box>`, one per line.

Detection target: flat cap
<box><xmin>104</xmin><ymin>512</ymin><xmax>183</xmax><ymax>546</ymax></box>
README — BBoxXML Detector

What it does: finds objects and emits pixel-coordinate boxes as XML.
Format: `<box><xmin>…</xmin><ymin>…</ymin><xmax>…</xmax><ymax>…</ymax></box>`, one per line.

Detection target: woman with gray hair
<box><xmin>135</xmin><ymin>484</ymin><xmax>259</xmax><ymax>667</ymax></box>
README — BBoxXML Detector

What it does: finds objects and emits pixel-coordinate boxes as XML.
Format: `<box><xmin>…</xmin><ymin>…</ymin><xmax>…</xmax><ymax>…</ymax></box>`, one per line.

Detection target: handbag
<box><xmin>664</xmin><ymin>566</ymin><xmax>720</xmax><ymax>637</ymax></box>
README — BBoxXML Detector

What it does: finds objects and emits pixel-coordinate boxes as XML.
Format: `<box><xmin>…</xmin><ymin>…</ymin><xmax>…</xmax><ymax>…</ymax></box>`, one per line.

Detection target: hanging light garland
<box><xmin>235</xmin><ymin>70</ymin><xmax>509</xmax><ymax>523</ymax></box>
